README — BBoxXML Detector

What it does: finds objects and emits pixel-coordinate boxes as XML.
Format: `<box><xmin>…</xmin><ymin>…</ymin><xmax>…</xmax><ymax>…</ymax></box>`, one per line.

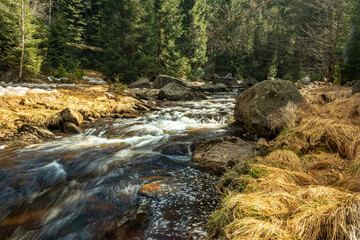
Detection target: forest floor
<box><xmin>0</xmin><ymin>83</ymin><xmax>148</xmax><ymax>147</ymax></box>
<box><xmin>209</xmin><ymin>84</ymin><xmax>360</xmax><ymax>240</ymax></box>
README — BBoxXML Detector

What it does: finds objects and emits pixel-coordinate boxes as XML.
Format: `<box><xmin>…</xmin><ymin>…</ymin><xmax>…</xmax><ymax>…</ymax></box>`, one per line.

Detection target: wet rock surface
<box><xmin>62</xmin><ymin>121</ymin><xmax>83</xmax><ymax>134</ymax></box>
<box><xmin>191</xmin><ymin>136</ymin><xmax>255</xmax><ymax>176</ymax></box>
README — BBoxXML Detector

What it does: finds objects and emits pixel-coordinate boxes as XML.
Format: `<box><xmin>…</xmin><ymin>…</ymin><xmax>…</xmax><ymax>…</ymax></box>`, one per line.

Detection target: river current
<box><xmin>0</xmin><ymin>92</ymin><xmax>236</xmax><ymax>240</ymax></box>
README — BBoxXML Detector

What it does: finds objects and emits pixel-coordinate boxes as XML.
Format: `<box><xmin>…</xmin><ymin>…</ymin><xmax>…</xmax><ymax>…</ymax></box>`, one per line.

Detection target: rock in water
<box><xmin>243</xmin><ymin>77</ymin><xmax>258</xmax><ymax>88</ymax></box>
<box><xmin>352</xmin><ymin>80</ymin><xmax>360</xmax><ymax>94</ymax></box>
<box><xmin>158</xmin><ymin>83</ymin><xmax>195</xmax><ymax>101</ymax></box>
<box><xmin>201</xmin><ymin>83</ymin><xmax>217</xmax><ymax>92</ymax></box>
<box><xmin>214</xmin><ymin>83</ymin><xmax>228</xmax><ymax>92</ymax></box>
<box><xmin>191</xmin><ymin>136</ymin><xmax>255</xmax><ymax>176</ymax></box>
<box><xmin>18</xmin><ymin>124</ymin><xmax>55</xmax><ymax>138</ymax></box>
<box><xmin>234</xmin><ymin>80</ymin><xmax>304</xmax><ymax>137</ymax></box>
<box><xmin>62</xmin><ymin>122</ymin><xmax>82</xmax><ymax>134</ymax></box>
<box><xmin>128</xmin><ymin>78</ymin><xmax>151</xmax><ymax>89</ymax></box>
<box><xmin>153</xmin><ymin>75</ymin><xmax>186</xmax><ymax>89</ymax></box>
<box><xmin>60</xmin><ymin>108</ymin><xmax>83</xmax><ymax>126</ymax></box>
<box><xmin>161</xmin><ymin>144</ymin><xmax>189</xmax><ymax>156</ymax></box>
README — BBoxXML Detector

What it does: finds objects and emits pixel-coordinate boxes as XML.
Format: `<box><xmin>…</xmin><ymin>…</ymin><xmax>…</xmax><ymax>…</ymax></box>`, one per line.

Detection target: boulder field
<box><xmin>127</xmin><ymin>74</ymin><xmax>234</xmax><ymax>101</ymax></box>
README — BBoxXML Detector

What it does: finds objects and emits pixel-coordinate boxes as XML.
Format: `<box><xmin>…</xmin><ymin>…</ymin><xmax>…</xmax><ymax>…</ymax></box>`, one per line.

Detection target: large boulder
<box><xmin>129</xmin><ymin>78</ymin><xmax>151</xmax><ymax>89</ymax></box>
<box><xmin>191</xmin><ymin>136</ymin><xmax>255</xmax><ymax>176</ymax></box>
<box><xmin>234</xmin><ymin>80</ymin><xmax>304</xmax><ymax>137</ymax></box>
<box><xmin>60</xmin><ymin>108</ymin><xmax>83</xmax><ymax>126</ymax></box>
<box><xmin>153</xmin><ymin>75</ymin><xmax>186</xmax><ymax>89</ymax></box>
<box><xmin>158</xmin><ymin>83</ymin><xmax>195</xmax><ymax>101</ymax></box>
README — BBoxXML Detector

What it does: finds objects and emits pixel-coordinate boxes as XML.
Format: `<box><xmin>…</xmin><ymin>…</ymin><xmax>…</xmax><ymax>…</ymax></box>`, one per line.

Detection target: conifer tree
<box><xmin>179</xmin><ymin>0</ymin><xmax>207</xmax><ymax>80</ymax></box>
<box><xmin>154</xmin><ymin>0</ymin><xmax>185</xmax><ymax>77</ymax></box>
<box><xmin>0</xmin><ymin>0</ymin><xmax>19</xmax><ymax>73</ymax></box>
<box><xmin>344</xmin><ymin>0</ymin><xmax>360</xmax><ymax>81</ymax></box>
<box><xmin>97</xmin><ymin>0</ymin><xmax>156</xmax><ymax>82</ymax></box>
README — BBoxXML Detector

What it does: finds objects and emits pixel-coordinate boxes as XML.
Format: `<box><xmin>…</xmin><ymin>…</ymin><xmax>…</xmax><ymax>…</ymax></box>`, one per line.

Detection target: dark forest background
<box><xmin>1</xmin><ymin>0</ymin><xmax>360</xmax><ymax>84</ymax></box>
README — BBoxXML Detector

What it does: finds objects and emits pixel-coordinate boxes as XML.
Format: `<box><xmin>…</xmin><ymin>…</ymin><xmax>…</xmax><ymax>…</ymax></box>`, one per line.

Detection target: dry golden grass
<box><xmin>0</xmin><ymin>88</ymin><xmax>139</xmax><ymax>133</ymax></box>
<box><xmin>262</xmin><ymin>150</ymin><xmax>302</xmax><ymax>171</ymax></box>
<box><xmin>211</xmin><ymin>85</ymin><xmax>360</xmax><ymax>240</ymax></box>
<box><xmin>277</xmin><ymin>117</ymin><xmax>360</xmax><ymax>160</ymax></box>
<box><xmin>303</xmin><ymin>85</ymin><xmax>352</xmax><ymax>105</ymax></box>
<box><xmin>267</xmin><ymin>102</ymin><xmax>298</xmax><ymax>132</ymax></box>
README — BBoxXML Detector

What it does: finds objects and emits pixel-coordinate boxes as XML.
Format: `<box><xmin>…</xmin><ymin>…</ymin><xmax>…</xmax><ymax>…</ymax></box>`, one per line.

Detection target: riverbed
<box><xmin>0</xmin><ymin>91</ymin><xmax>236</xmax><ymax>240</ymax></box>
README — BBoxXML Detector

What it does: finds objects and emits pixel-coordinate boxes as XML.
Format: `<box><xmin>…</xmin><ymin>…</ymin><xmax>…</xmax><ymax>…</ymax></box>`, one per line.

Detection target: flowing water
<box><xmin>0</xmin><ymin>92</ymin><xmax>236</xmax><ymax>240</ymax></box>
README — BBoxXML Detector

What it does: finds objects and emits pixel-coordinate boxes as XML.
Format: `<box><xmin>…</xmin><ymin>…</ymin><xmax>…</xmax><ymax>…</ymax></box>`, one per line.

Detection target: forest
<box><xmin>1</xmin><ymin>0</ymin><xmax>360</xmax><ymax>84</ymax></box>
<box><xmin>3</xmin><ymin>1</ymin><xmax>360</xmax><ymax>239</ymax></box>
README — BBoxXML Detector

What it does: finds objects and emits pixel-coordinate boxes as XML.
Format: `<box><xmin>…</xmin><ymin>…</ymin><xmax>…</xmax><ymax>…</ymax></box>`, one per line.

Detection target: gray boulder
<box><xmin>153</xmin><ymin>75</ymin><xmax>186</xmax><ymax>89</ymax></box>
<box><xmin>129</xmin><ymin>78</ymin><xmax>151</xmax><ymax>89</ymax></box>
<box><xmin>63</xmin><ymin>122</ymin><xmax>82</xmax><ymax>134</ymax></box>
<box><xmin>234</xmin><ymin>80</ymin><xmax>304</xmax><ymax>137</ymax></box>
<box><xmin>158</xmin><ymin>83</ymin><xmax>195</xmax><ymax>101</ymax></box>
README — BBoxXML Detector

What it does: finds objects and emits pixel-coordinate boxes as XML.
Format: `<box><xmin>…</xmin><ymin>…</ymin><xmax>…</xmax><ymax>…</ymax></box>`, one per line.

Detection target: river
<box><xmin>0</xmin><ymin>91</ymin><xmax>236</xmax><ymax>240</ymax></box>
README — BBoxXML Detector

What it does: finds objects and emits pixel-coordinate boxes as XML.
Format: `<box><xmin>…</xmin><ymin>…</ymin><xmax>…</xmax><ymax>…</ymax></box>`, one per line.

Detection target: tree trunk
<box><xmin>19</xmin><ymin>0</ymin><xmax>25</xmax><ymax>81</ymax></box>
<box><xmin>49</xmin><ymin>0</ymin><xmax>52</xmax><ymax>25</ymax></box>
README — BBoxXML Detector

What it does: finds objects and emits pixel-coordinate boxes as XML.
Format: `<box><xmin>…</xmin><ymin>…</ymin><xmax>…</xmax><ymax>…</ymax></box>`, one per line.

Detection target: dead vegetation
<box><xmin>0</xmin><ymin>87</ymin><xmax>141</xmax><ymax>136</ymax></box>
<box><xmin>210</xmin><ymin>85</ymin><xmax>360</xmax><ymax>240</ymax></box>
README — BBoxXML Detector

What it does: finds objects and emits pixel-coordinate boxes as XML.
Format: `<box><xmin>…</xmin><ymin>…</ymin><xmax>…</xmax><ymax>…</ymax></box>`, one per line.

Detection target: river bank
<box><xmin>208</xmin><ymin>83</ymin><xmax>360</xmax><ymax>239</ymax></box>
<box><xmin>0</xmin><ymin>83</ymin><xmax>155</xmax><ymax>148</ymax></box>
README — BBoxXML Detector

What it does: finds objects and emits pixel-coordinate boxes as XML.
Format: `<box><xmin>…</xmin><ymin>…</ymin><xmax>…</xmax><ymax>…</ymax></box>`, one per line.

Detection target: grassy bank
<box><xmin>0</xmin><ymin>85</ymin><xmax>142</xmax><ymax>146</ymax></box>
<box><xmin>209</xmin><ymin>85</ymin><xmax>360</xmax><ymax>240</ymax></box>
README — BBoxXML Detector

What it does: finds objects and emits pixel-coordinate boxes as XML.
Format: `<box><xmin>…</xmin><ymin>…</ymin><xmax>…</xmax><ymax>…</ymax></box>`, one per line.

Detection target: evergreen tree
<box><xmin>44</xmin><ymin>0</ymin><xmax>86</xmax><ymax>72</ymax></box>
<box><xmin>0</xmin><ymin>0</ymin><xmax>19</xmax><ymax>73</ymax></box>
<box><xmin>154</xmin><ymin>0</ymin><xmax>185</xmax><ymax>77</ymax></box>
<box><xmin>0</xmin><ymin>0</ymin><xmax>44</xmax><ymax>79</ymax></box>
<box><xmin>179</xmin><ymin>0</ymin><xmax>207</xmax><ymax>80</ymax></box>
<box><xmin>344</xmin><ymin>0</ymin><xmax>360</xmax><ymax>81</ymax></box>
<box><xmin>96</xmin><ymin>0</ymin><xmax>156</xmax><ymax>82</ymax></box>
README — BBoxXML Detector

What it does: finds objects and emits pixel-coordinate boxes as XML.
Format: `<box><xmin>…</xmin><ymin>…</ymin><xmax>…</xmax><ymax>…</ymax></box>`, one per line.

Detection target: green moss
<box><xmin>249</xmin><ymin>167</ymin><xmax>267</xmax><ymax>179</ymax></box>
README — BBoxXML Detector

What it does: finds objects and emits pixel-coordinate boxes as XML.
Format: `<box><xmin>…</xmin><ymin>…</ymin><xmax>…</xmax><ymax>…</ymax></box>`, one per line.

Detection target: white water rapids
<box><xmin>0</xmin><ymin>92</ymin><xmax>236</xmax><ymax>239</ymax></box>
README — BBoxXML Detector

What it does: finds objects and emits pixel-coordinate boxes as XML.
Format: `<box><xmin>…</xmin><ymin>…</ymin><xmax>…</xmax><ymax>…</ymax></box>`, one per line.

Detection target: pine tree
<box><xmin>44</xmin><ymin>0</ymin><xmax>86</xmax><ymax>72</ymax></box>
<box><xmin>96</xmin><ymin>0</ymin><xmax>156</xmax><ymax>82</ymax></box>
<box><xmin>154</xmin><ymin>0</ymin><xmax>184</xmax><ymax>77</ymax></box>
<box><xmin>179</xmin><ymin>0</ymin><xmax>208</xmax><ymax>80</ymax></box>
<box><xmin>0</xmin><ymin>0</ymin><xmax>44</xmax><ymax>79</ymax></box>
<box><xmin>0</xmin><ymin>0</ymin><xmax>19</xmax><ymax>73</ymax></box>
<box><xmin>344</xmin><ymin>0</ymin><xmax>360</xmax><ymax>81</ymax></box>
